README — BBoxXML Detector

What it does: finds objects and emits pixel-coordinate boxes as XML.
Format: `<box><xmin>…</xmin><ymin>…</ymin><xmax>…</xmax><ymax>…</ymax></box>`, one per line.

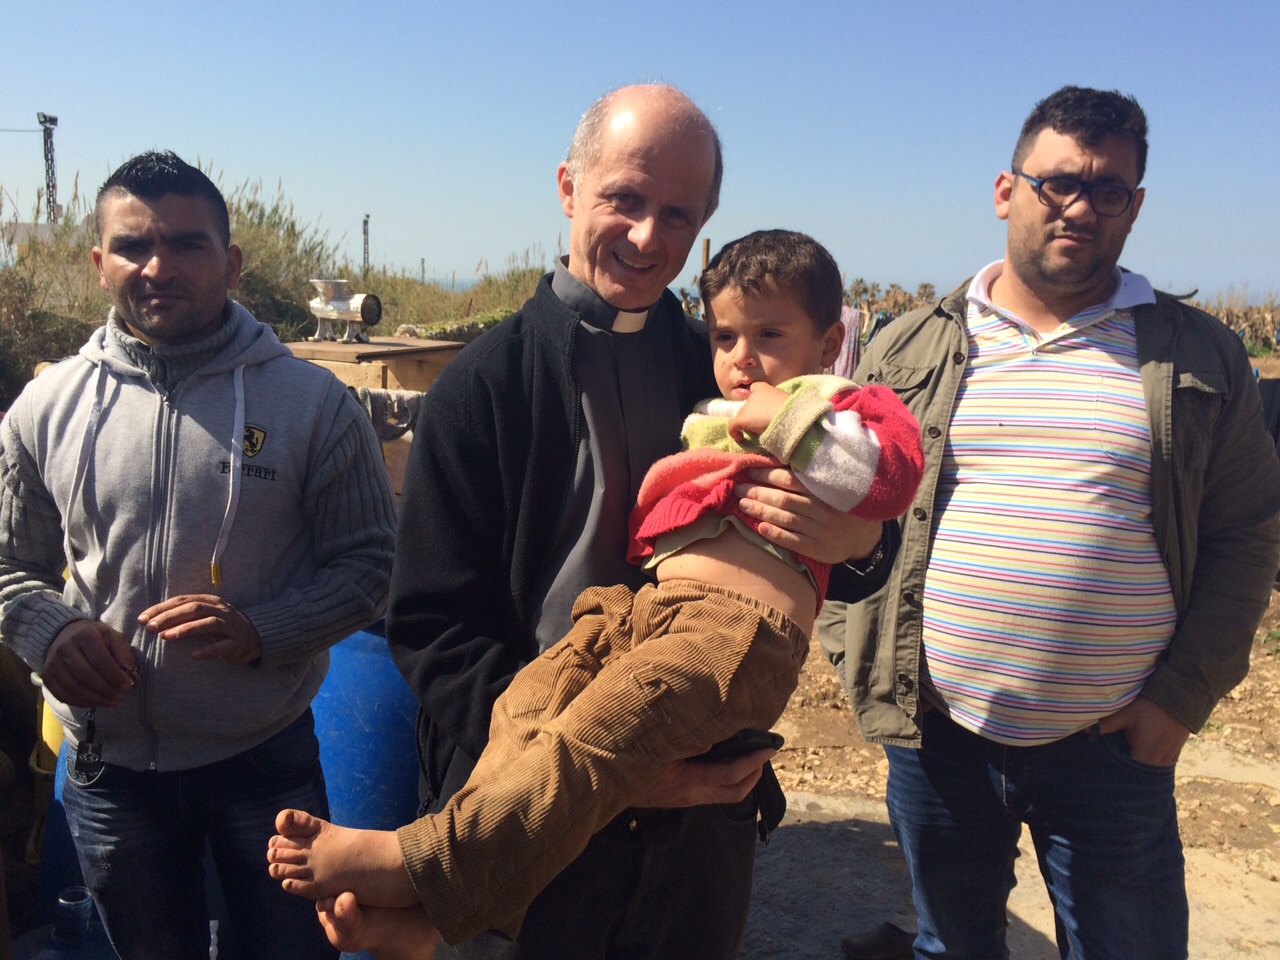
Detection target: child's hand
<box><xmin>728</xmin><ymin>382</ymin><xmax>788</xmax><ymax>441</ymax></box>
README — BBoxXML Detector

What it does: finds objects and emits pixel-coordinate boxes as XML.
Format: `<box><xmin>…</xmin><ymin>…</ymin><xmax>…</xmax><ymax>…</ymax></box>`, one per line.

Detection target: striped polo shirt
<box><xmin>921</xmin><ymin>262</ymin><xmax>1178</xmax><ymax>745</ymax></box>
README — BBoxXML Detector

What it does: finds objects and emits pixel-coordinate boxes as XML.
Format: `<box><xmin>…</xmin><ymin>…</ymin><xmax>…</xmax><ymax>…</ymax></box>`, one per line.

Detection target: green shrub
<box><xmin>0</xmin><ymin>296</ymin><xmax>99</xmax><ymax>410</ymax></box>
<box><xmin>357</xmin><ymin>249</ymin><xmax>543</xmax><ymax>332</ymax></box>
<box><xmin>395</xmin><ymin>307</ymin><xmax>515</xmax><ymax>344</ymax></box>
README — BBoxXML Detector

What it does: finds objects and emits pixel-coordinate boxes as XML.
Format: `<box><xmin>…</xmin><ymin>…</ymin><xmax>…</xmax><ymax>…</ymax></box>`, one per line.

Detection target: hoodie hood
<box><xmin>80</xmin><ymin>299</ymin><xmax>291</xmax><ymax>381</ymax></box>
<box><xmin>69</xmin><ymin>300</ymin><xmax>293</xmax><ymax>591</ymax></box>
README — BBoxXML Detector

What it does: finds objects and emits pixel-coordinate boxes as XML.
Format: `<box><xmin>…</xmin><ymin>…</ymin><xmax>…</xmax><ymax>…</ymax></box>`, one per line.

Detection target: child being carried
<box><xmin>266</xmin><ymin>229</ymin><xmax>924</xmax><ymax>959</ymax></box>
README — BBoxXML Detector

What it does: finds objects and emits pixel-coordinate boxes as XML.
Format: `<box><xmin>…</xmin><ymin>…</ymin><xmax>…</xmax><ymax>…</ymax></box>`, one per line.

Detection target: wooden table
<box><xmin>286</xmin><ymin>337</ymin><xmax>466</xmax><ymax>498</ymax></box>
<box><xmin>285</xmin><ymin>337</ymin><xmax>465</xmax><ymax>393</ymax></box>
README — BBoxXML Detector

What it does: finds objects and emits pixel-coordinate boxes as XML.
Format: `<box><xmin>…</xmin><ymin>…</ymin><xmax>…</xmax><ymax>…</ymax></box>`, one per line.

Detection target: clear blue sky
<box><xmin>3</xmin><ymin>1</ymin><xmax>1276</xmax><ymax>302</ymax></box>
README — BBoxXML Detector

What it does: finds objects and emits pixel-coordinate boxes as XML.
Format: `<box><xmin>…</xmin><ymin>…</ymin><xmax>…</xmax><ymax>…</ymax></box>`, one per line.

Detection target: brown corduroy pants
<box><xmin>396</xmin><ymin>579</ymin><xmax>808</xmax><ymax>943</ymax></box>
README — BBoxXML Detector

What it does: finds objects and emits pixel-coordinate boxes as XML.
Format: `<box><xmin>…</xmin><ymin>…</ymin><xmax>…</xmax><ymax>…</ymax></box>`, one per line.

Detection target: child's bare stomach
<box><xmin>654</xmin><ymin>526</ymin><xmax>816</xmax><ymax>637</ymax></box>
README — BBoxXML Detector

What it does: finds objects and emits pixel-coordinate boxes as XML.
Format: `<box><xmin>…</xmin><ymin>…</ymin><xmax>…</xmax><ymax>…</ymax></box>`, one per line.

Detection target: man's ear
<box><xmin>556</xmin><ymin>162</ymin><xmax>576</xmax><ymax>218</ymax></box>
<box><xmin>226</xmin><ymin>244</ymin><xmax>243</xmax><ymax>290</ymax></box>
<box><xmin>92</xmin><ymin>246</ymin><xmax>107</xmax><ymax>290</ymax></box>
<box><xmin>994</xmin><ymin>170</ymin><xmax>1015</xmax><ymax>222</ymax></box>
<box><xmin>1128</xmin><ymin>186</ymin><xmax>1145</xmax><ymax>227</ymax></box>
<box><xmin>821</xmin><ymin>320</ymin><xmax>846</xmax><ymax>369</ymax></box>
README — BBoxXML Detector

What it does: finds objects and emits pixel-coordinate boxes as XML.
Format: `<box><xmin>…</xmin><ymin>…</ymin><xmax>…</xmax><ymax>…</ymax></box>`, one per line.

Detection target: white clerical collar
<box><xmin>552</xmin><ymin>257</ymin><xmax>653</xmax><ymax>332</ymax></box>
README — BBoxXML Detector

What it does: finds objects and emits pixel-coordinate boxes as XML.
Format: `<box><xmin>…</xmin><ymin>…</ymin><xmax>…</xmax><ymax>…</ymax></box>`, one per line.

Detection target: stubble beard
<box><xmin>1014</xmin><ymin>227</ymin><xmax>1120</xmax><ymax>305</ymax></box>
<box><xmin>117</xmin><ymin>289</ymin><xmax>224</xmax><ymax>345</ymax></box>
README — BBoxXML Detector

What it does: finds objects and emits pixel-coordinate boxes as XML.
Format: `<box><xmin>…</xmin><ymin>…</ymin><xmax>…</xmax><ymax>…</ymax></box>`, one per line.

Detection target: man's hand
<box><xmin>41</xmin><ymin>620</ymin><xmax>137</xmax><ymax>708</ymax></box>
<box><xmin>631</xmin><ymin>748</ymin><xmax>775</xmax><ymax>808</ymax></box>
<box><xmin>315</xmin><ymin>893</ymin><xmax>440</xmax><ymax>960</ymax></box>
<box><xmin>727</xmin><ymin>382</ymin><xmax>788</xmax><ymax>441</ymax></box>
<box><xmin>138</xmin><ymin>594</ymin><xmax>263</xmax><ymax>665</ymax></box>
<box><xmin>1097</xmin><ymin>695</ymin><xmax>1192</xmax><ymax>767</ymax></box>
<box><xmin>736</xmin><ymin>467</ymin><xmax>883</xmax><ymax>564</ymax></box>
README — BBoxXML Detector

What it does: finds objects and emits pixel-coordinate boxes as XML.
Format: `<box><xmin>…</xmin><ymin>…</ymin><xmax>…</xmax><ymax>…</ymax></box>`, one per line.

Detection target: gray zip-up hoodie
<box><xmin>0</xmin><ymin>301</ymin><xmax>397</xmax><ymax>771</ymax></box>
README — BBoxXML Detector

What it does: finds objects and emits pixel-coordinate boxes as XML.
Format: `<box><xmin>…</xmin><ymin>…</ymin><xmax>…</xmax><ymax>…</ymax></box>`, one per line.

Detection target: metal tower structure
<box><xmin>36</xmin><ymin>112</ymin><xmax>58</xmax><ymax>223</ymax></box>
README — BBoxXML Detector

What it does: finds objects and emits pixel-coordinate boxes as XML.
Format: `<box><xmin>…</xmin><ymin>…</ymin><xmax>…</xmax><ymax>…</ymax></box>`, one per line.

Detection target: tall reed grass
<box><xmin>0</xmin><ymin>181</ymin><xmax>103</xmax><ymax>409</ymax></box>
<box><xmin>0</xmin><ymin>179</ymin><xmax>544</xmax><ymax>409</ymax></box>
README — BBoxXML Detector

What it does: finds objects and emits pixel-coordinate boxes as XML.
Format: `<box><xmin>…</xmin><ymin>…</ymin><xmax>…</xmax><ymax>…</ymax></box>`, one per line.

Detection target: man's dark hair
<box><xmin>700</xmin><ymin>230</ymin><xmax>843</xmax><ymax>333</ymax></box>
<box><xmin>1012</xmin><ymin>86</ymin><xmax>1149</xmax><ymax>183</ymax></box>
<box><xmin>95</xmin><ymin>150</ymin><xmax>230</xmax><ymax>245</ymax></box>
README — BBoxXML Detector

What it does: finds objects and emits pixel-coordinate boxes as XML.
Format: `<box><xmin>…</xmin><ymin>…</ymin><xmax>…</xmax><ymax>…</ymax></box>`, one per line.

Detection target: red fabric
<box><xmin>626</xmin><ymin>384</ymin><xmax>923</xmax><ymax>603</ymax></box>
<box><xmin>830</xmin><ymin>384</ymin><xmax>924</xmax><ymax>520</ymax></box>
<box><xmin>625</xmin><ymin>450</ymin><xmax>833</xmax><ymax>595</ymax></box>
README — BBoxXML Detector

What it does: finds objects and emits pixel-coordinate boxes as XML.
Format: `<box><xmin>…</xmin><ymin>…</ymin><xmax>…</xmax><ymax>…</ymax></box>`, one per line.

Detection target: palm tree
<box><xmin>884</xmin><ymin>283</ymin><xmax>912</xmax><ymax>316</ymax></box>
<box><xmin>847</xmin><ymin>278</ymin><xmax>870</xmax><ymax>314</ymax></box>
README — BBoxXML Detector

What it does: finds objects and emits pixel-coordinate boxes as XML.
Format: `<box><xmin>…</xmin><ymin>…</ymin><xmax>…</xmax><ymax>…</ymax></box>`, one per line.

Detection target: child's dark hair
<box><xmin>95</xmin><ymin>150</ymin><xmax>230</xmax><ymax>246</ymax></box>
<box><xmin>699</xmin><ymin>230</ymin><xmax>843</xmax><ymax>332</ymax></box>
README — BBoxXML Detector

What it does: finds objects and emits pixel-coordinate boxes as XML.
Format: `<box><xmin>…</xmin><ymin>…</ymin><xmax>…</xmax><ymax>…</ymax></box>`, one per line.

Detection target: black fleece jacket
<box><xmin>388</xmin><ymin>273</ymin><xmax>893</xmax><ymax>806</ymax></box>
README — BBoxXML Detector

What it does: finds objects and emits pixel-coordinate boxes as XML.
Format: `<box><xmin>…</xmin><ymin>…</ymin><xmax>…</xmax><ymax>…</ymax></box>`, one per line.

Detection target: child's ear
<box><xmin>820</xmin><ymin>321</ymin><xmax>845</xmax><ymax>368</ymax></box>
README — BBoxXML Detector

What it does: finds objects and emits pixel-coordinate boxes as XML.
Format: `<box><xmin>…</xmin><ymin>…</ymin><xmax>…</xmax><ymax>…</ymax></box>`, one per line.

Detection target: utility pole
<box><xmin>362</xmin><ymin>214</ymin><xmax>370</xmax><ymax>275</ymax></box>
<box><xmin>37</xmin><ymin>112</ymin><xmax>58</xmax><ymax>223</ymax></box>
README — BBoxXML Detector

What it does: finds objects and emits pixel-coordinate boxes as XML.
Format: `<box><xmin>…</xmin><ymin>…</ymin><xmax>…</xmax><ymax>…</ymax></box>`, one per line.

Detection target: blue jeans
<box><xmin>884</xmin><ymin>710</ymin><xmax>1187</xmax><ymax>960</ymax></box>
<box><xmin>61</xmin><ymin>709</ymin><xmax>337</xmax><ymax>960</ymax></box>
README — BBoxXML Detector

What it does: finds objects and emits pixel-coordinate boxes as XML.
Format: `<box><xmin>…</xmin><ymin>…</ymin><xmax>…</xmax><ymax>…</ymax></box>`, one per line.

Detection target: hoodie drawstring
<box><xmin>64</xmin><ymin>362</ymin><xmax>108</xmax><ymax>619</ymax></box>
<box><xmin>210</xmin><ymin>364</ymin><xmax>246</xmax><ymax>584</ymax></box>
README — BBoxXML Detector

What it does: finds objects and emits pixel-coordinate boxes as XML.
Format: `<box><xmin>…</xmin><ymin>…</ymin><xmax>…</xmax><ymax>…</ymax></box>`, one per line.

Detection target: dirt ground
<box><xmin>740</xmin><ymin>588</ymin><xmax>1280</xmax><ymax>958</ymax></box>
<box><xmin>6</xmin><ymin>611</ymin><xmax>1280</xmax><ymax>958</ymax></box>
<box><xmin>1253</xmin><ymin>357</ymin><xmax>1280</xmax><ymax>379</ymax></box>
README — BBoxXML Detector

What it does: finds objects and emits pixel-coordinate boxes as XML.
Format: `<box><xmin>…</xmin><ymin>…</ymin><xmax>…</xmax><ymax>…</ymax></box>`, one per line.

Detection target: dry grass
<box><xmin>1190</xmin><ymin>287</ymin><xmax>1278</xmax><ymax>353</ymax></box>
<box><xmin>0</xmin><ymin>184</ymin><xmax>103</xmax><ymax>409</ymax></box>
<box><xmin>0</xmin><ymin>178</ymin><xmax>546</xmax><ymax>407</ymax></box>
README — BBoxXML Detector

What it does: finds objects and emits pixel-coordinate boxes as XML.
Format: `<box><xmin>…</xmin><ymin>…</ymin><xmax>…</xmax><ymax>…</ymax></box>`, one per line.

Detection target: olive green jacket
<box><xmin>819</xmin><ymin>281</ymin><xmax>1280</xmax><ymax>746</ymax></box>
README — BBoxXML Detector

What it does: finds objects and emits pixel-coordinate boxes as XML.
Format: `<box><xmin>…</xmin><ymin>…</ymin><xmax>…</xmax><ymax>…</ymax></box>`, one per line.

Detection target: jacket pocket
<box><xmin>862</xmin><ymin>363</ymin><xmax>936</xmax><ymax>407</ymax></box>
<box><xmin>1171</xmin><ymin>368</ymin><xmax>1227</xmax><ymax>474</ymax></box>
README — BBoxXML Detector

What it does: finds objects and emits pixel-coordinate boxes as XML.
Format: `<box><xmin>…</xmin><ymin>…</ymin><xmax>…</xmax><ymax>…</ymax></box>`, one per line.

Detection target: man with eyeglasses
<box><xmin>820</xmin><ymin>85</ymin><xmax>1280</xmax><ymax>959</ymax></box>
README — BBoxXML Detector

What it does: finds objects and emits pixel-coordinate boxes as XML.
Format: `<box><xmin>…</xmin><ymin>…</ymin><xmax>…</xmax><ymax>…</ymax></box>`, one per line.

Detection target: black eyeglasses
<box><xmin>1013</xmin><ymin>170</ymin><xmax>1137</xmax><ymax>218</ymax></box>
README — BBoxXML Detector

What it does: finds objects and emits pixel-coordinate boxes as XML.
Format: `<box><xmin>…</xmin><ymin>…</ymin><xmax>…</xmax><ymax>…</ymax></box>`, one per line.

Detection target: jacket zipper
<box><xmin>141</xmin><ymin>388</ymin><xmax>177</xmax><ymax>769</ymax></box>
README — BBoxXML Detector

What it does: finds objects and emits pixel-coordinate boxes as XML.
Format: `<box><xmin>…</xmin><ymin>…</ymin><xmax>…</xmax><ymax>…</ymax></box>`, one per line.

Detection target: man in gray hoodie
<box><xmin>0</xmin><ymin>151</ymin><xmax>397</xmax><ymax>960</ymax></box>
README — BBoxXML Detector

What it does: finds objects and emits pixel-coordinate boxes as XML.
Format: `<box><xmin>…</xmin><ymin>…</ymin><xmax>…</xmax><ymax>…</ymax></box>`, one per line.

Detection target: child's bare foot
<box><xmin>316</xmin><ymin>892</ymin><xmax>440</xmax><ymax>960</ymax></box>
<box><xmin>267</xmin><ymin>809</ymin><xmax>418</xmax><ymax>908</ymax></box>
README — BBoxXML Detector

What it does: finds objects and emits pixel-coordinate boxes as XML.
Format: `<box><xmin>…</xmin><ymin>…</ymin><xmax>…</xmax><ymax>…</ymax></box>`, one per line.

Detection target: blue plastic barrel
<box><xmin>312</xmin><ymin>621</ymin><xmax>421</xmax><ymax>830</ymax></box>
<box><xmin>312</xmin><ymin>622</ymin><xmax>422</xmax><ymax>958</ymax></box>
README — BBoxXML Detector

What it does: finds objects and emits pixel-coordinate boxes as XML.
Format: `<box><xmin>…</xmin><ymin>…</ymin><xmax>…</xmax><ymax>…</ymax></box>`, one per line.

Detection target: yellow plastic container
<box><xmin>25</xmin><ymin>693</ymin><xmax>62</xmax><ymax>868</ymax></box>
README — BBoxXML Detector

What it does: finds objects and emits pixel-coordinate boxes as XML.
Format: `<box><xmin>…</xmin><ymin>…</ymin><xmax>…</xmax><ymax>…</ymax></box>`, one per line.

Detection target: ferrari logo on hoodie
<box><xmin>243</xmin><ymin>425</ymin><xmax>267</xmax><ymax>458</ymax></box>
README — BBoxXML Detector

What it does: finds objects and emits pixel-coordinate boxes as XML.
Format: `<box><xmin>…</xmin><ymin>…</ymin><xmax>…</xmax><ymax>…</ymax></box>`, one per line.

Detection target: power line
<box><xmin>0</xmin><ymin>128</ymin><xmax>42</xmax><ymax>133</ymax></box>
